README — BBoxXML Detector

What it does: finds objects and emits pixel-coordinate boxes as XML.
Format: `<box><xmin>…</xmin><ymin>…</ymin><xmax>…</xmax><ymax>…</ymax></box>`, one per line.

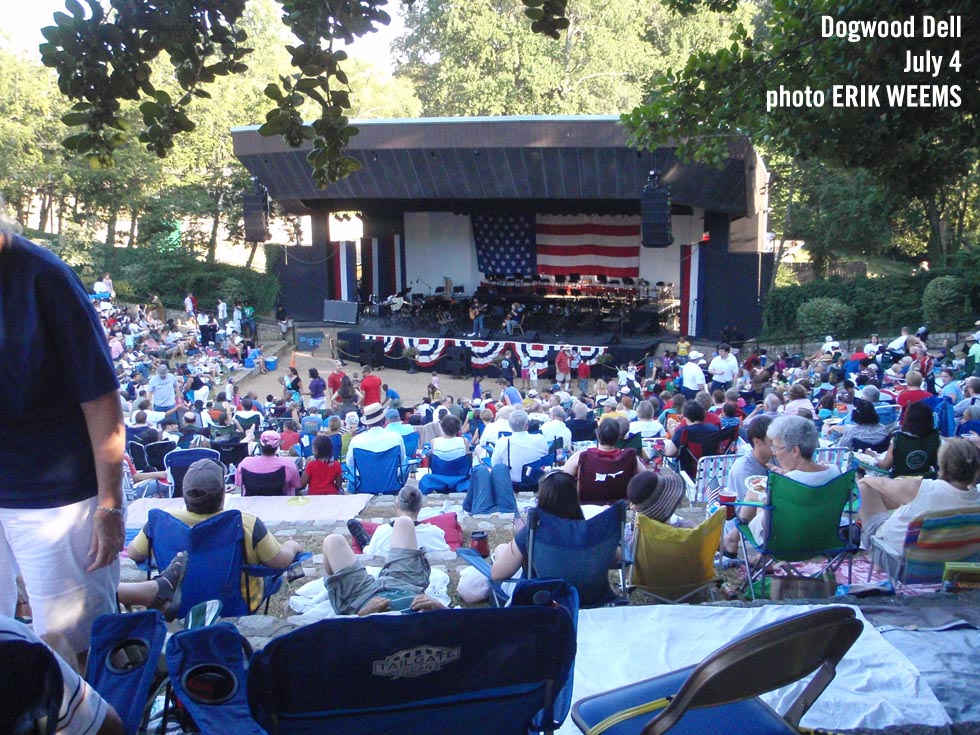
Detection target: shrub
<box><xmin>796</xmin><ymin>297</ymin><xmax>856</xmax><ymax>340</ymax></box>
<box><xmin>921</xmin><ymin>275</ymin><xmax>972</xmax><ymax>331</ymax></box>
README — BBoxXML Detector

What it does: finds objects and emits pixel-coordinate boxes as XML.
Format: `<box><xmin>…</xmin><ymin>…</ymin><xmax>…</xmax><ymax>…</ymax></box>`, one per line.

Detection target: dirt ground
<box><xmin>239</xmin><ymin>341</ymin><xmax>485</xmax><ymax>411</ymax></box>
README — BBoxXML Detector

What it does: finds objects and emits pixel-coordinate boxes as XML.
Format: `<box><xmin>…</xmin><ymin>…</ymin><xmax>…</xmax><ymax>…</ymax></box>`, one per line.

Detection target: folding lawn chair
<box><xmin>343</xmin><ymin>445</ymin><xmax>410</xmax><ymax>494</ymax></box>
<box><xmin>868</xmin><ymin>506</ymin><xmax>980</xmax><ymax>586</ymax></box>
<box><xmin>214</xmin><ymin>440</ymin><xmax>250</xmax><ymax>469</ymax></box>
<box><xmin>144</xmin><ymin>440</ymin><xmax>176</xmax><ymax>471</ymax></box>
<box><xmin>164</xmin><ymin>447</ymin><xmax>221</xmax><ymax>497</ymax></box>
<box><xmin>812</xmin><ymin>446</ymin><xmax>852</xmax><ymax>473</ymax></box>
<box><xmin>733</xmin><ymin>470</ymin><xmax>859</xmax><ymax>601</ymax></box>
<box><xmin>687</xmin><ymin>453</ymin><xmax>738</xmax><ymax>504</ymax></box>
<box><xmin>458</xmin><ymin>501</ymin><xmax>628</xmax><ymax>608</ymax></box>
<box><xmin>677</xmin><ymin>426</ymin><xmax>738</xmax><ymax>485</ymax></box>
<box><xmin>129</xmin><ymin>440</ymin><xmax>151</xmax><ymax>472</ymax></box>
<box><xmin>577</xmin><ymin>448</ymin><xmax>639</xmax><ymax>505</ymax></box>
<box><xmin>86</xmin><ymin>610</ymin><xmax>168</xmax><ymax>735</ymax></box>
<box><xmin>164</xmin><ymin>623</ymin><xmax>265</xmax><ymax>735</ymax></box>
<box><xmin>629</xmin><ymin>509</ymin><xmax>725</xmax><ymax>604</ymax></box>
<box><xmin>240</xmin><ymin>467</ymin><xmax>287</xmax><ymax>496</ymax></box>
<box><xmin>418</xmin><ymin>453</ymin><xmax>472</xmax><ymax>494</ymax></box>
<box><xmin>247</xmin><ymin>606</ymin><xmax>577</xmax><ymax>735</ymax></box>
<box><xmin>0</xmin><ymin>637</ymin><xmax>63</xmax><ymax>735</ymax></box>
<box><xmin>142</xmin><ymin>508</ymin><xmax>305</xmax><ymax>618</ymax></box>
<box><xmin>571</xmin><ymin>606</ymin><xmax>863</xmax><ymax>735</ymax></box>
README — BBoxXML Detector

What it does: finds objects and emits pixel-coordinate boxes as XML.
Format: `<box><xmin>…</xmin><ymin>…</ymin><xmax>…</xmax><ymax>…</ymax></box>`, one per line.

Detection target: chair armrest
<box><xmin>243</xmin><ymin>551</ymin><xmax>312</xmax><ymax>578</ymax></box>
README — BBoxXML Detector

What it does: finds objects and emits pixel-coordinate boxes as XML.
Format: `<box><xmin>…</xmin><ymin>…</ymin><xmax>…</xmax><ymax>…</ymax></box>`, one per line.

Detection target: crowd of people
<box><xmin>5</xmin><ymin>202</ymin><xmax>980</xmax><ymax>731</ymax></box>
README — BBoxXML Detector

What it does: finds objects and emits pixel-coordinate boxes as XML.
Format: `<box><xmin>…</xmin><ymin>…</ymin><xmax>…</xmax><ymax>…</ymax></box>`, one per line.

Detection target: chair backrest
<box><xmin>924</xmin><ymin>395</ymin><xmax>956</xmax><ymax>438</ymax></box>
<box><xmin>429</xmin><ymin>453</ymin><xmax>471</xmax><ymax>478</ymax></box>
<box><xmin>146</xmin><ymin>509</ymin><xmax>251</xmax><ymax>617</ymax></box>
<box><xmin>0</xmin><ymin>639</ymin><xmax>63</xmax><ymax>735</ymax></box>
<box><xmin>615</xmin><ymin>432</ymin><xmax>643</xmax><ymax>453</ymax></box>
<box><xmin>526</xmin><ymin>501</ymin><xmax>626</xmax><ymax>608</ymax></box>
<box><xmin>129</xmin><ymin>440</ymin><xmax>150</xmax><ymax>472</ymax></box>
<box><xmin>692</xmin><ymin>453</ymin><xmax>738</xmax><ymax>504</ymax></box>
<box><xmin>517</xmin><ymin>447</ymin><xmax>557</xmax><ymax>490</ymax></box>
<box><xmin>631</xmin><ymin>510</ymin><xmax>725</xmax><ymax>601</ymax></box>
<box><xmin>144</xmin><ymin>440</ymin><xmax>177</xmax><ymax>471</ymax></box>
<box><xmin>401</xmin><ymin>430</ymin><xmax>421</xmax><ymax>458</ymax></box>
<box><xmin>874</xmin><ymin>403</ymin><xmax>900</xmax><ymax>427</ymax></box>
<box><xmin>247</xmin><ymin>607</ymin><xmax>576</xmax><ymax>735</ymax></box>
<box><xmin>215</xmin><ymin>441</ymin><xmax>250</xmax><ymax>469</ymax></box>
<box><xmin>900</xmin><ymin>506</ymin><xmax>980</xmax><ymax>584</ymax></box>
<box><xmin>577</xmin><ymin>449</ymin><xmax>638</xmax><ymax>505</ymax></box>
<box><xmin>892</xmin><ymin>430</ymin><xmax>941</xmax><ymax>478</ymax></box>
<box><xmin>86</xmin><ymin>611</ymin><xmax>168</xmax><ymax>735</ymax></box>
<box><xmin>237</xmin><ymin>414</ymin><xmax>262</xmax><ymax>439</ymax></box>
<box><xmin>352</xmin><ymin>445</ymin><xmax>403</xmax><ymax>494</ymax></box>
<box><xmin>240</xmin><ymin>467</ymin><xmax>286</xmax><ymax>497</ymax></box>
<box><xmin>813</xmin><ymin>446</ymin><xmax>852</xmax><ymax>472</ymax></box>
<box><xmin>646</xmin><ymin>607</ymin><xmax>863</xmax><ymax>734</ymax></box>
<box><xmin>164</xmin><ymin>447</ymin><xmax>221</xmax><ymax>497</ymax></box>
<box><xmin>678</xmin><ymin>426</ymin><xmax>738</xmax><ymax>478</ymax></box>
<box><xmin>764</xmin><ymin>470</ymin><xmax>857</xmax><ymax>562</ymax></box>
<box><xmin>211</xmin><ymin>424</ymin><xmax>239</xmax><ymax>442</ymax></box>
<box><xmin>851</xmin><ymin>435</ymin><xmax>893</xmax><ymax>454</ymax></box>
<box><xmin>166</xmin><ymin>623</ymin><xmax>265</xmax><ymax>735</ymax></box>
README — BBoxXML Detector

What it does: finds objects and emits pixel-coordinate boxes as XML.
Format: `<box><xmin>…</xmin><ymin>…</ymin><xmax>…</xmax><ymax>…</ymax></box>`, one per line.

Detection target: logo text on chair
<box><xmin>373</xmin><ymin>646</ymin><xmax>461</xmax><ymax>679</ymax></box>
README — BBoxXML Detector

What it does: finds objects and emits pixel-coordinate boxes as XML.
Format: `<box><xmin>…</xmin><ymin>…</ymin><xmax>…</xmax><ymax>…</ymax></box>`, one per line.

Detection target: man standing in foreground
<box><xmin>0</xmin><ymin>207</ymin><xmax>125</xmax><ymax>664</ymax></box>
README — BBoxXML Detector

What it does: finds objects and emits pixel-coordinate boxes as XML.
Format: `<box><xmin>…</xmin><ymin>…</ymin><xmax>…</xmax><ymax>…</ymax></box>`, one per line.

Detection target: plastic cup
<box><xmin>470</xmin><ymin>530</ymin><xmax>490</xmax><ymax>557</ymax></box>
<box><xmin>718</xmin><ymin>489</ymin><xmax>737</xmax><ymax>520</ymax></box>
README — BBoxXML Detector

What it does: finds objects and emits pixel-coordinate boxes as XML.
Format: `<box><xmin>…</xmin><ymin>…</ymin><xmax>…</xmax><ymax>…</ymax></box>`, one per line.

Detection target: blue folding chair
<box><xmin>143</xmin><ymin>508</ymin><xmax>306</xmax><ymax>618</ymax></box>
<box><xmin>343</xmin><ymin>445</ymin><xmax>409</xmax><ymax>494</ymax></box>
<box><xmin>247</xmin><ymin>606</ymin><xmax>577</xmax><ymax>735</ymax></box>
<box><xmin>401</xmin><ymin>430</ymin><xmax>421</xmax><ymax>459</ymax></box>
<box><xmin>1</xmin><ymin>637</ymin><xmax>63</xmax><ymax>735</ymax></box>
<box><xmin>86</xmin><ymin>610</ymin><xmax>168</xmax><ymax>735</ymax></box>
<box><xmin>165</xmin><ymin>623</ymin><xmax>266</xmax><ymax>735</ymax></box>
<box><xmin>459</xmin><ymin>501</ymin><xmax>628</xmax><ymax>609</ymax></box>
<box><xmin>571</xmin><ymin>607</ymin><xmax>862</xmax><ymax>735</ymax></box>
<box><xmin>419</xmin><ymin>454</ymin><xmax>472</xmax><ymax>494</ymax></box>
<box><xmin>164</xmin><ymin>447</ymin><xmax>221</xmax><ymax>497</ymax></box>
<box><xmin>526</xmin><ymin>500</ymin><xmax>628</xmax><ymax>608</ymax></box>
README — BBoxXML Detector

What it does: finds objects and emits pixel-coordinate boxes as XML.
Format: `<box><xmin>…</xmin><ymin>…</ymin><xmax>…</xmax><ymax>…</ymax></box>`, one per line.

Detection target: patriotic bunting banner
<box><xmin>362</xmin><ymin>335</ymin><xmax>608</xmax><ymax>369</ymax></box>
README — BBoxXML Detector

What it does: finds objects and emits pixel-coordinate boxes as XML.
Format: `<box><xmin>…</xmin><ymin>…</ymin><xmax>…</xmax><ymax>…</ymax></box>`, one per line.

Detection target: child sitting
<box><xmin>300</xmin><ymin>435</ymin><xmax>343</xmax><ymax>495</ymax></box>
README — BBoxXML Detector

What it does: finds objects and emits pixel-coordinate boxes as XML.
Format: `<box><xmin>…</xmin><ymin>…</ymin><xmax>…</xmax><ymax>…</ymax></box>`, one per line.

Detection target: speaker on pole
<box><xmin>243</xmin><ymin>179</ymin><xmax>271</xmax><ymax>243</ymax></box>
<box><xmin>641</xmin><ymin>170</ymin><xmax>673</xmax><ymax>248</ymax></box>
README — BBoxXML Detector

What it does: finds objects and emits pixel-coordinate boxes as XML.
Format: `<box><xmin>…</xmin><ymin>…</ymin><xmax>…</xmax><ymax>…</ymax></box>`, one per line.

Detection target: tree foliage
<box><xmin>795</xmin><ymin>297</ymin><xmax>856</xmax><ymax>341</ymax></box>
<box><xmin>921</xmin><ymin>276</ymin><xmax>971</xmax><ymax>332</ymax></box>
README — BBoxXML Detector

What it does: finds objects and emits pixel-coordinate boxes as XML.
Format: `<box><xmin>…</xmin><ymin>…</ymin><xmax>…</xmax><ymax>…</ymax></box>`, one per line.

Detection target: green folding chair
<box><xmin>735</xmin><ymin>470</ymin><xmax>859</xmax><ymax>600</ymax></box>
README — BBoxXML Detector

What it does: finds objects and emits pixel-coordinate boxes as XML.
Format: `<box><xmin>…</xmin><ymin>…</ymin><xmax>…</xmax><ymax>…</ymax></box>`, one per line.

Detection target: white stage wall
<box><xmin>403</xmin><ymin>212</ymin><xmax>482</xmax><ymax>297</ymax></box>
<box><xmin>403</xmin><ymin>210</ymin><xmax>705</xmax><ymax>292</ymax></box>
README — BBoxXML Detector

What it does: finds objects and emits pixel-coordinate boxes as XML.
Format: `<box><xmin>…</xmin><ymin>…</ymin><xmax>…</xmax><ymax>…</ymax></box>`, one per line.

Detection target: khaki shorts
<box><xmin>325</xmin><ymin>547</ymin><xmax>430</xmax><ymax>615</ymax></box>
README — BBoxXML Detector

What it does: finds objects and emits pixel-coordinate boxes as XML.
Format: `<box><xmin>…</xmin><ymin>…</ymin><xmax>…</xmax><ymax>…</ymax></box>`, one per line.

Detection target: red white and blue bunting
<box><xmin>362</xmin><ymin>334</ymin><xmax>608</xmax><ymax>368</ymax></box>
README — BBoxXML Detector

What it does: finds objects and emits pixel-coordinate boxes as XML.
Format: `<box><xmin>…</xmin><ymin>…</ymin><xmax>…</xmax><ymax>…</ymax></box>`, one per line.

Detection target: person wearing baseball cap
<box><xmin>125</xmin><ymin>459</ymin><xmax>302</xmax><ymax>613</ymax></box>
<box><xmin>233</xmin><ymin>430</ymin><xmax>302</xmax><ymax>495</ymax></box>
<box><xmin>345</xmin><ymin>402</ymin><xmax>408</xmax><ymax>471</ymax></box>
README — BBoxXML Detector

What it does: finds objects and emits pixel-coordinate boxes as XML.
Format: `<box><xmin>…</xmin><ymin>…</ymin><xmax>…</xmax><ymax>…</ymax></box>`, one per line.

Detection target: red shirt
<box><xmin>897</xmin><ymin>388</ymin><xmax>931</xmax><ymax>416</ymax></box>
<box><xmin>304</xmin><ymin>459</ymin><xmax>342</xmax><ymax>495</ymax></box>
<box><xmin>577</xmin><ymin>362</ymin><xmax>591</xmax><ymax>379</ymax></box>
<box><xmin>360</xmin><ymin>374</ymin><xmax>382</xmax><ymax>406</ymax></box>
<box><xmin>279</xmin><ymin>430</ymin><xmax>301</xmax><ymax>451</ymax></box>
<box><xmin>327</xmin><ymin>371</ymin><xmax>346</xmax><ymax>395</ymax></box>
<box><xmin>703</xmin><ymin>410</ymin><xmax>721</xmax><ymax>426</ymax></box>
<box><xmin>555</xmin><ymin>351</ymin><xmax>571</xmax><ymax>374</ymax></box>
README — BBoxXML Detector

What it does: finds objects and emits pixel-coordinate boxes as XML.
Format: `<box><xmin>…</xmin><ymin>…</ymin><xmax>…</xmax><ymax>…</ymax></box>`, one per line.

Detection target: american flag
<box><xmin>536</xmin><ymin>214</ymin><xmax>641</xmax><ymax>278</ymax></box>
<box><xmin>471</xmin><ymin>213</ymin><xmax>536</xmax><ymax>276</ymax></box>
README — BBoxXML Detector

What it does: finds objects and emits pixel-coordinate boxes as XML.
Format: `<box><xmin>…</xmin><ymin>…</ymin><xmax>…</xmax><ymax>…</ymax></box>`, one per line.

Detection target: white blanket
<box><xmin>560</xmin><ymin>604</ymin><xmax>949</xmax><ymax>733</ymax></box>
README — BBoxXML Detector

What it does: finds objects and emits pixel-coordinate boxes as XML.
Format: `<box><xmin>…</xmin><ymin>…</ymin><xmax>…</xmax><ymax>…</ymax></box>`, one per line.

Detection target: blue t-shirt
<box><xmin>0</xmin><ymin>235</ymin><xmax>119</xmax><ymax>508</ymax></box>
<box><xmin>501</xmin><ymin>385</ymin><xmax>522</xmax><ymax>406</ymax></box>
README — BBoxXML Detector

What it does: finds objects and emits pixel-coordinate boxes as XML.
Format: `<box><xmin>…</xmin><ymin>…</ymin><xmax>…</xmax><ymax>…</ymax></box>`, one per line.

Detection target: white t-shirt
<box><xmin>874</xmin><ymin>479</ymin><xmax>980</xmax><ymax>553</ymax></box>
<box><xmin>708</xmin><ymin>353</ymin><xmax>739</xmax><ymax>383</ymax></box>
<box><xmin>363</xmin><ymin>520</ymin><xmax>449</xmax><ymax>556</ymax></box>
<box><xmin>541</xmin><ymin>419</ymin><xmax>572</xmax><ymax>449</ymax></box>
<box><xmin>887</xmin><ymin>334</ymin><xmax>908</xmax><ymax>352</ymax></box>
<box><xmin>681</xmin><ymin>361</ymin><xmax>706</xmax><ymax>391</ymax></box>
<box><xmin>629</xmin><ymin>419</ymin><xmax>665</xmax><ymax>438</ymax></box>
<box><xmin>492</xmin><ymin>431</ymin><xmax>549</xmax><ymax>483</ymax></box>
<box><xmin>432</xmin><ymin>435</ymin><xmax>468</xmax><ymax>461</ymax></box>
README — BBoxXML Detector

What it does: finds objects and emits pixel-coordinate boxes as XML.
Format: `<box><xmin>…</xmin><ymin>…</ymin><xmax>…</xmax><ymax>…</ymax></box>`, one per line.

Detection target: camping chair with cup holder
<box><xmin>343</xmin><ymin>445</ymin><xmax>413</xmax><ymax>495</ymax></box>
<box><xmin>419</xmin><ymin>453</ymin><xmax>472</xmax><ymax>494</ymax></box>
<box><xmin>163</xmin><ymin>447</ymin><xmax>221</xmax><ymax>498</ymax></box>
<box><xmin>0</xmin><ymin>638</ymin><xmax>63</xmax><ymax>735</ymax></box>
<box><xmin>240</xmin><ymin>466</ymin><xmax>287</xmax><ymax>497</ymax></box>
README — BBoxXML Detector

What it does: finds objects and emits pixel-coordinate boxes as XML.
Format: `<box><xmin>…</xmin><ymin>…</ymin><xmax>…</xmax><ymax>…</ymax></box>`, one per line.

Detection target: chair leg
<box><xmin>739</xmin><ymin>534</ymin><xmax>756</xmax><ymax>601</ymax></box>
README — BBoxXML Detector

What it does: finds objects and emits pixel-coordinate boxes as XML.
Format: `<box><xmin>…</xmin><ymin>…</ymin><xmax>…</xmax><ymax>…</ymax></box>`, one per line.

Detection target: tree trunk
<box><xmin>128</xmin><ymin>207</ymin><xmax>139</xmax><ymax>247</ymax></box>
<box><xmin>244</xmin><ymin>240</ymin><xmax>260</xmax><ymax>270</ymax></box>
<box><xmin>767</xmin><ymin>160</ymin><xmax>795</xmax><ymax>294</ymax></box>
<box><xmin>37</xmin><ymin>194</ymin><xmax>50</xmax><ymax>234</ymax></box>
<box><xmin>206</xmin><ymin>190</ymin><xmax>224</xmax><ymax>264</ymax></box>
<box><xmin>105</xmin><ymin>209</ymin><xmax>118</xmax><ymax>270</ymax></box>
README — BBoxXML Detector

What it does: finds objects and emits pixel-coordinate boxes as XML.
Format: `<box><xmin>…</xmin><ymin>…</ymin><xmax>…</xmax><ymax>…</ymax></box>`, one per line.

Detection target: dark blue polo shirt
<box><xmin>0</xmin><ymin>235</ymin><xmax>119</xmax><ymax>508</ymax></box>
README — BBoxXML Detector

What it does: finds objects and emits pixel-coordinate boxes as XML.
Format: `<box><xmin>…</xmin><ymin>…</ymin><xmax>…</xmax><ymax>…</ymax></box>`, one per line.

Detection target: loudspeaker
<box><xmin>243</xmin><ymin>192</ymin><xmax>270</xmax><ymax>243</ymax></box>
<box><xmin>642</xmin><ymin>171</ymin><xmax>673</xmax><ymax>248</ymax></box>
<box><xmin>323</xmin><ymin>300</ymin><xmax>359</xmax><ymax>324</ymax></box>
<box><xmin>525</xmin><ymin>330</ymin><xmax>539</xmax><ymax>342</ymax></box>
<box><xmin>445</xmin><ymin>346</ymin><xmax>470</xmax><ymax>377</ymax></box>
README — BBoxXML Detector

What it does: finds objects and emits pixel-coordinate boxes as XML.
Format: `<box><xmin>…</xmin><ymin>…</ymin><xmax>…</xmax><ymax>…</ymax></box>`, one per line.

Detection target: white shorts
<box><xmin>308</xmin><ymin>397</ymin><xmax>327</xmax><ymax>411</ymax></box>
<box><xmin>556</xmin><ymin>371</ymin><xmax>570</xmax><ymax>383</ymax></box>
<box><xmin>0</xmin><ymin>496</ymin><xmax>120</xmax><ymax>653</ymax></box>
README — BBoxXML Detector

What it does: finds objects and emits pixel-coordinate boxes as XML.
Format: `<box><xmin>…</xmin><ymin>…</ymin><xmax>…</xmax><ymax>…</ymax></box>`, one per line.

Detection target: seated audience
<box><xmin>828</xmin><ymin>399</ymin><xmax>891</xmax><ymax>450</ymax></box>
<box><xmin>563</xmin><ymin>418</ymin><xmax>645</xmax><ymax>504</ymax></box>
<box><xmin>874</xmin><ymin>401</ymin><xmax>941</xmax><ymax>478</ymax></box>
<box><xmin>235</xmin><ymin>430</ymin><xmax>302</xmax><ymax>495</ymax></box>
<box><xmin>860</xmin><ymin>438</ymin><xmax>980</xmax><ymax>553</ymax></box>
<box><xmin>299</xmin><ymin>434</ymin><xmax>342</xmax><ymax>495</ymax></box>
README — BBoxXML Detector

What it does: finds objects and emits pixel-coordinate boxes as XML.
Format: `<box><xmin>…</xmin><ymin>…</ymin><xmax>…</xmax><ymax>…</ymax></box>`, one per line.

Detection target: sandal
<box><xmin>151</xmin><ymin>551</ymin><xmax>189</xmax><ymax>622</ymax></box>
